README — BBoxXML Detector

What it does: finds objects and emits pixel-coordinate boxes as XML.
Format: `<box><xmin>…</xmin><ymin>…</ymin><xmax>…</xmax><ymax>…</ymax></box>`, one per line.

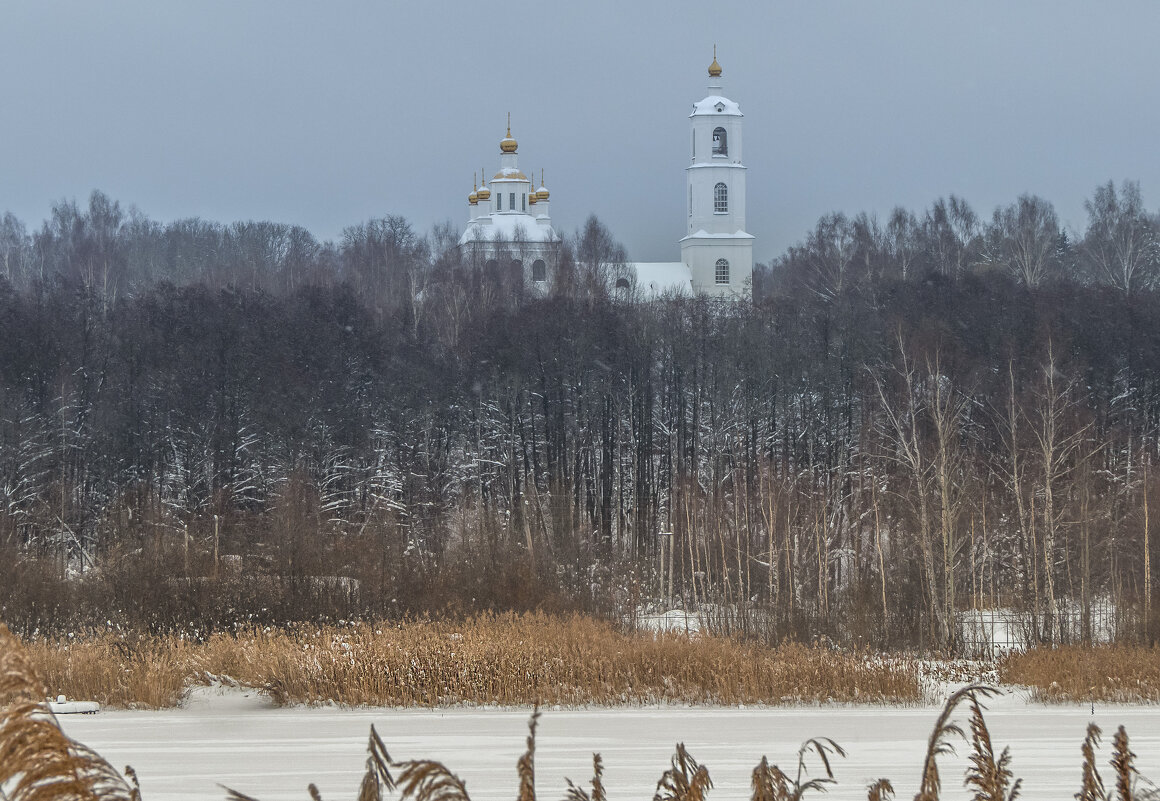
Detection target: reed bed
<box><xmin>998</xmin><ymin>644</ymin><xmax>1160</xmax><ymax>703</ymax></box>
<box><xmin>21</xmin><ymin>636</ymin><xmax>194</xmax><ymax>709</ymax></box>
<box><xmin>21</xmin><ymin>613</ymin><xmax>920</xmax><ymax>708</ymax></box>
<box><xmin>3</xmin><ymin>624</ymin><xmax>1158</xmax><ymax>801</ymax></box>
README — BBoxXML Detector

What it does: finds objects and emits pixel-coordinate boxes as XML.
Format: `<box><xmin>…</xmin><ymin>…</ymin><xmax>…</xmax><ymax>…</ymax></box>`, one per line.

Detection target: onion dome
<box><xmin>536</xmin><ymin>169</ymin><xmax>549</xmax><ymax>201</ymax></box>
<box><xmin>500</xmin><ymin>113</ymin><xmax>518</xmax><ymax>153</ymax></box>
<box><xmin>476</xmin><ymin>169</ymin><xmax>491</xmax><ymax>200</ymax></box>
<box><xmin>708</xmin><ymin>44</ymin><xmax>722</xmax><ymax>78</ymax></box>
<box><xmin>469</xmin><ymin>174</ymin><xmax>479</xmax><ymax>205</ymax></box>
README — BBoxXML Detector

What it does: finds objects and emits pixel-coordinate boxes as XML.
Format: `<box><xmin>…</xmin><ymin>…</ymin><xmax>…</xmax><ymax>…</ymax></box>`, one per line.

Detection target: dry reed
<box><xmin>998</xmin><ymin>645</ymin><xmax>1160</xmax><ymax>703</ymax></box>
<box><xmin>4</xmin><ymin>639</ymin><xmax>1160</xmax><ymax>801</ymax></box>
<box><xmin>0</xmin><ymin>623</ymin><xmax>140</xmax><ymax>801</ymax></box>
<box><xmin>22</xmin><ymin>613</ymin><xmax>920</xmax><ymax>708</ymax></box>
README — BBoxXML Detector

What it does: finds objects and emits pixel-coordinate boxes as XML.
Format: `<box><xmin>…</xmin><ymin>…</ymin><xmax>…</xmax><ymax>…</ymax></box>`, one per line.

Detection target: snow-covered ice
<box><xmin>60</xmin><ymin>688</ymin><xmax>1158</xmax><ymax>801</ymax></box>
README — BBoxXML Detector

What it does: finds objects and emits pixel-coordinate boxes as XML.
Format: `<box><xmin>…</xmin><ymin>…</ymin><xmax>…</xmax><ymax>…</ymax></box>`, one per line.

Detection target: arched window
<box><xmin>715</xmin><ymin>258</ymin><xmax>730</xmax><ymax>284</ymax></box>
<box><xmin>484</xmin><ymin>259</ymin><xmax>499</xmax><ymax>274</ymax></box>
<box><xmin>714</xmin><ymin>182</ymin><xmax>728</xmax><ymax>213</ymax></box>
<box><xmin>615</xmin><ymin>277</ymin><xmax>630</xmax><ymax>290</ymax></box>
<box><xmin>496</xmin><ymin>194</ymin><xmax>502</xmax><ymax>211</ymax></box>
<box><xmin>712</xmin><ymin>127</ymin><xmax>727</xmax><ymax>156</ymax></box>
<box><xmin>532</xmin><ymin>259</ymin><xmax>547</xmax><ymax>282</ymax></box>
<box><xmin>511</xmin><ymin>259</ymin><xmax>523</xmax><ymax>271</ymax></box>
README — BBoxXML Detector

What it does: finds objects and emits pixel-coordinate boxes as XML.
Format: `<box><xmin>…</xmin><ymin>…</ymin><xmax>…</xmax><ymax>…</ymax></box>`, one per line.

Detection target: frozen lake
<box><xmin>60</xmin><ymin>689</ymin><xmax>1159</xmax><ymax>801</ymax></box>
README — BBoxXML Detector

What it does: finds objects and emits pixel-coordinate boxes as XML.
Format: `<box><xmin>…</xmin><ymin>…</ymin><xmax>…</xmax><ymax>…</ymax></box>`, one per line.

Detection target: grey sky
<box><xmin>3</xmin><ymin>1</ymin><xmax>1159</xmax><ymax>264</ymax></box>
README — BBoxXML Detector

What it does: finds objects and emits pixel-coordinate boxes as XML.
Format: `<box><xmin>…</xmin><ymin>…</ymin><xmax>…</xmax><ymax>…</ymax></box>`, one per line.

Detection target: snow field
<box><xmin>59</xmin><ymin>687</ymin><xmax>1159</xmax><ymax>801</ymax></box>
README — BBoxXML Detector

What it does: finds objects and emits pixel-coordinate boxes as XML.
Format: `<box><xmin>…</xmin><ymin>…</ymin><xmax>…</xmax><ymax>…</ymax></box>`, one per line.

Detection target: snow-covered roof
<box><xmin>690</xmin><ymin>95</ymin><xmax>742</xmax><ymax>117</ymax></box>
<box><xmin>460</xmin><ymin>213</ymin><xmax>557</xmax><ymax>245</ymax></box>
<box><xmin>679</xmin><ymin>229</ymin><xmax>757</xmax><ymax>242</ymax></box>
<box><xmin>622</xmin><ymin>262</ymin><xmax>692</xmax><ymax>298</ymax></box>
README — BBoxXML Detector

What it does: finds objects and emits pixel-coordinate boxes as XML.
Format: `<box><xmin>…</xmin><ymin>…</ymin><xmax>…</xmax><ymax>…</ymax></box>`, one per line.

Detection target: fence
<box><xmin>957</xmin><ymin>600</ymin><xmax>1118</xmax><ymax>658</ymax></box>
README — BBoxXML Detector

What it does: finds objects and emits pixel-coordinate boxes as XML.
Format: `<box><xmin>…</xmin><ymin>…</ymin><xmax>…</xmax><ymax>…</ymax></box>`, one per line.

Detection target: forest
<box><xmin>0</xmin><ymin>180</ymin><xmax>1158</xmax><ymax>651</ymax></box>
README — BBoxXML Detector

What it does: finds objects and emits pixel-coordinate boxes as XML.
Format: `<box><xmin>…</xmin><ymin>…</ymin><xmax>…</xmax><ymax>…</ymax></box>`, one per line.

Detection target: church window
<box><xmin>689</xmin><ymin>185</ymin><xmax>693</xmax><ymax>216</ymax></box>
<box><xmin>532</xmin><ymin>259</ymin><xmax>546</xmax><ymax>282</ymax></box>
<box><xmin>714</xmin><ymin>182</ymin><xmax>728</xmax><ymax>213</ymax></box>
<box><xmin>615</xmin><ymin>277</ymin><xmax>630</xmax><ymax>290</ymax></box>
<box><xmin>715</xmin><ymin>258</ymin><xmax>730</xmax><ymax>284</ymax></box>
<box><xmin>712</xmin><ymin>127</ymin><xmax>727</xmax><ymax>156</ymax></box>
<box><xmin>497</xmin><ymin>194</ymin><xmax>502</xmax><ymax>211</ymax></box>
<box><xmin>522</xmin><ymin>193</ymin><xmax>526</xmax><ymax>211</ymax></box>
<box><xmin>510</xmin><ymin>192</ymin><xmax>516</xmax><ymax>211</ymax></box>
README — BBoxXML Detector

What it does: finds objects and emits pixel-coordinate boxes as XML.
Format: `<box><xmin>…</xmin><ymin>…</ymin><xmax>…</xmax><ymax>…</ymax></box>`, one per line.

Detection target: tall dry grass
<box><xmin>22</xmin><ymin>613</ymin><xmax>920</xmax><ymax>708</ymax></box>
<box><xmin>998</xmin><ymin>645</ymin><xmax>1160</xmax><ymax>703</ymax></box>
<box><xmin>0</xmin><ymin>623</ymin><xmax>141</xmax><ymax>800</ymax></box>
<box><xmin>21</xmin><ymin>636</ymin><xmax>193</xmax><ymax>709</ymax></box>
<box><xmin>3</xmin><ymin>632</ymin><xmax>1158</xmax><ymax>801</ymax></box>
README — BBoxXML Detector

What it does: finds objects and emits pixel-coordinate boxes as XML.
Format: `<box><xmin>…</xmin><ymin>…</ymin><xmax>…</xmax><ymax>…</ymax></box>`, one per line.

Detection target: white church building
<box><xmin>458</xmin><ymin>114</ymin><xmax>560</xmax><ymax>284</ymax></box>
<box><xmin>459</xmin><ymin>51</ymin><xmax>753</xmax><ymax>299</ymax></box>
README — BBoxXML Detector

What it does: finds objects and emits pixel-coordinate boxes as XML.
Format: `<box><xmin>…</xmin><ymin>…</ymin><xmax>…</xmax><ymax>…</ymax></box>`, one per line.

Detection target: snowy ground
<box><xmin>60</xmin><ymin>688</ymin><xmax>1159</xmax><ymax>801</ymax></box>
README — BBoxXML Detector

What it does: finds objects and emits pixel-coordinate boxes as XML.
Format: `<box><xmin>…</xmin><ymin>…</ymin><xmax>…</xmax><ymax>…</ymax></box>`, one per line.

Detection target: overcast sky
<box><xmin>3</xmin><ymin>2</ymin><xmax>1159</xmax><ymax>264</ymax></box>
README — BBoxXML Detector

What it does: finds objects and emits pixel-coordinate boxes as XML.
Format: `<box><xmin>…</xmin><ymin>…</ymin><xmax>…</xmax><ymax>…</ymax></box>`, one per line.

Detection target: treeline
<box><xmin>1</xmin><ymin>182</ymin><xmax>1158</xmax><ymax>650</ymax></box>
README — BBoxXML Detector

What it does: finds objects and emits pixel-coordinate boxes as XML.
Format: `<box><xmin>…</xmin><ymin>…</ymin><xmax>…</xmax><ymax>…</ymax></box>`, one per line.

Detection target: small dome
<box><xmin>468</xmin><ymin>191</ymin><xmax>478</xmax><ymax>205</ymax></box>
<box><xmin>493</xmin><ymin>170</ymin><xmax>528</xmax><ymax>181</ymax></box>
<box><xmin>500</xmin><ymin>114</ymin><xmax>518</xmax><ymax>153</ymax></box>
<box><xmin>708</xmin><ymin>45</ymin><xmax>722</xmax><ymax>78</ymax></box>
<box><xmin>477</xmin><ymin>171</ymin><xmax>491</xmax><ymax>200</ymax></box>
<box><xmin>536</xmin><ymin>170</ymin><xmax>549</xmax><ymax>200</ymax></box>
<box><xmin>529</xmin><ymin>193</ymin><xmax>538</xmax><ymax>205</ymax></box>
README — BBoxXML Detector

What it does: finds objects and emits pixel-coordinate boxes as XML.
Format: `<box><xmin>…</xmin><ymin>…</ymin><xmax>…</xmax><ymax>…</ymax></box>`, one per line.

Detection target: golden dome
<box><xmin>469</xmin><ymin>175</ymin><xmax>479</xmax><ymax>205</ymax></box>
<box><xmin>500</xmin><ymin>113</ymin><xmax>518</xmax><ymax>153</ymax></box>
<box><xmin>493</xmin><ymin>170</ymin><xmax>528</xmax><ymax>181</ymax></box>
<box><xmin>536</xmin><ymin>169</ymin><xmax>549</xmax><ymax>201</ymax></box>
<box><xmin>708</xmin><ymin>44</ymin><xmax>722</xmax><ymax>78</ymax></box>
<box><xmin>476</xmin><ymin>169</ymin><xmax>491</xmax><ymax>200</ymax></box>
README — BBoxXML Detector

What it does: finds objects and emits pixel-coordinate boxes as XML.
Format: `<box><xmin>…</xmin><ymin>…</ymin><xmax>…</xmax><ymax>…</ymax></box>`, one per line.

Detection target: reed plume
<box><xmin>964</xmin><ymin>693</ymin><xmax>1020</xmax><ymax>801</ymax></box>
<box><xmin>563</xmin><ymin>754</ymin><xmax>604</xmax><ymax>801</ymax></box>
<box><xmin>866</xmin><ymin>779</ymin><xmax>895</xmax><ymax>801</ymax></box>
<box><xmin>1111</xmin><ymin>726</ymin><xmax>1137</xmax><ymax>801</ymax></box>
<box><xmin>395</xmin><ymin>761</ymin><xmax>471</xmax><ymax>801</ymax></box>
<box><xmin>358</xmin><ymin>725</ymin><xmax>397</xmax><ymax>801</ymax></box>
<box><xmin>517</xmin><ymin>706</ymin><xmax>540</xmax><ymax>801</ymax></box>
<box><xmin>653</xmin><ymin>744</ymin><xmax>712</xmax><ymax>801</ymax></box>
<box><xmin>750</xmin><ymin>756</ymin><xmax>790</xmax><ymax>801</ymax></box>
<box><xmin>1078</xmin><ymin>724</ymin><xmax>1107</xmax><ymax>801</ymax></box>
<box><xmin>915</xmin><ymin>685</ymin><xmax>998</xmax><ymax>801</ymax></box>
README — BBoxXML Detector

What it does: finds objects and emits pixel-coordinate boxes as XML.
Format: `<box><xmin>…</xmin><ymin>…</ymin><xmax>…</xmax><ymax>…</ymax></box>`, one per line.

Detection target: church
<box><xmin>459</xmin><ymin>51</ymin><xmax>753</xmax><ymax>299</ymax></box>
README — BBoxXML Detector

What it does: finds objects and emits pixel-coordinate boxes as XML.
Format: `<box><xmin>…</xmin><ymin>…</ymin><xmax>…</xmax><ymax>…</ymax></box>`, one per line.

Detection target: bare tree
<box><xmin>984</xmin><ymin>195</ymin><xmax>1061</xmax><ymax>287</ymax></box>
<box><xmin>1025</xmin><ymin>342</ymin><xmax>1092</xmax><ymax>643</ymax></box>
<box><xmin>1080</xmin><ymin>180</ymin><xmax>1158</xmax><ymax>293</ymax></box>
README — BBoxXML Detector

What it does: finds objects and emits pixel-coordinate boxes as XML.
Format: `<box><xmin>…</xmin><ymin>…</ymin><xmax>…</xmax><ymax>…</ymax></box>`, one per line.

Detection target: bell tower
<box><xmin>680</xmin><ymin>48</ymin><xmax>754</xmax><ymax>297</ymax></box>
